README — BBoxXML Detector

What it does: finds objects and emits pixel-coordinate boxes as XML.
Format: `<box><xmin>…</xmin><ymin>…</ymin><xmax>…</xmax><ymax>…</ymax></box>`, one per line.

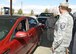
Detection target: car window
<box><xmin>15</xmin><ymin>20</ymin><xmax>26</xmax><ymax>33</ymax></box>
<box><xmin>28</xmin><ymin>18</ymin><xmax>37</xmax><ymax>28</ymax></box>
<box><xmin>0</xmin><ymin>19</ymin><xmax>16</xmax><ymax>40</ymax></box>
<box><xmin>0</xmin><ymin>29</ymin><xmax>8</xmax><ymax>40</ymax></box>
<box><xmin>11</xmin><ymin>20</ymin><xmax>26</xmax><ymax>40</ymax></box>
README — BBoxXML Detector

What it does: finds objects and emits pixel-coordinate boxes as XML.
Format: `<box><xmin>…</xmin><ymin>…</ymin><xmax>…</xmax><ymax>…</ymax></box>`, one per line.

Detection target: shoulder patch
<box><xmin>60</xmin><ymin>22</ymin><xmax>66</xmax><ymax>30</ymax></box>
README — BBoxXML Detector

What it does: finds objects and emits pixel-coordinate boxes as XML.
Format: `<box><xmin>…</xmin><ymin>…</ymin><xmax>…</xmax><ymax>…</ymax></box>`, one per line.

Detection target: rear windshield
<box><xmin>40</xmin><ymin>13</ymin><xmax>53</xmax><ymax>17</ymax></box>
<box><xmin>38</xmin><ymin>18</ymin><xmax>47</xmax><ymax>24</ymax></box>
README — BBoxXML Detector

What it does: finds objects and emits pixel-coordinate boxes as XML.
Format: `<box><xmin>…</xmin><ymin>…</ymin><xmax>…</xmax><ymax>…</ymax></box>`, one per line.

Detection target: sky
<box><xmin>0</xmin><ymin>0</ymin><xmax>76</xmax><ymax>14</ymax></box>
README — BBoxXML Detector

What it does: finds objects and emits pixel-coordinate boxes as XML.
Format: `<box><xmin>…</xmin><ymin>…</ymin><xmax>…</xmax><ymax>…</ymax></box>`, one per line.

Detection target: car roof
<box><xmin>0</xmin><ymin>15</ymin><xmax>22</xmax><ymax>20</ymax></box>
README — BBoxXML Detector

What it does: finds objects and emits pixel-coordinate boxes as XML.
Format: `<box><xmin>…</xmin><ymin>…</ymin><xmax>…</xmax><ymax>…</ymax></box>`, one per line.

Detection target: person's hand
<box><xmin>51</xmin><ymin>47</ymin><xmax>54</xmax><ymax>53</ymax></box>
<box><xmin>66</xmin><ymin>48</ymin><xmax>69</xmax><ymax>54</ymax></box>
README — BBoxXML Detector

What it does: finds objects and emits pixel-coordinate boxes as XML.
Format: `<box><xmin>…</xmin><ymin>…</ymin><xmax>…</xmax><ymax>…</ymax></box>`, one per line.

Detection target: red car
<box><xmin>0</xmin><ymin>15</ymin><xmax>44</xmax><ymax>54</ymax></box>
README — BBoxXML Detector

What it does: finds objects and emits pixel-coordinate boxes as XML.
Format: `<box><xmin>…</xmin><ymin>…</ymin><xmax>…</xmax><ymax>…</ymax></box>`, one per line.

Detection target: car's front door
<box><xmin>8</xmin><ymin>20</ymin><xmax>27</xmax><ymax>54</ymax></box>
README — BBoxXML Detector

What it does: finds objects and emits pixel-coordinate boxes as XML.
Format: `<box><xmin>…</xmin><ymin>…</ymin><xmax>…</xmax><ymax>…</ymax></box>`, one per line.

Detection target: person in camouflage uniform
<box><xmin>52</xmin><ymin>2</ymin><xmax>73</xmax><ymax>54</ymax></box>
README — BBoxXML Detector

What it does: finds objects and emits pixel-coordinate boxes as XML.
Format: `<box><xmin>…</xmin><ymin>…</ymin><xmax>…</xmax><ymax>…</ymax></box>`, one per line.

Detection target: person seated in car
<box><xmin>15</xmin><ymin>23</ymin><xmax>23</xmax><ymax>32</ymax></box>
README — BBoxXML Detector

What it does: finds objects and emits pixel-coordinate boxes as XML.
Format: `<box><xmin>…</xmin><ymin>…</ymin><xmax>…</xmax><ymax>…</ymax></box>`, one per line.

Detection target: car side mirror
<box><xmin>15</xmin><ymin>31</ymin><xmax>28</xmax><ymax>38</ymax></box>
